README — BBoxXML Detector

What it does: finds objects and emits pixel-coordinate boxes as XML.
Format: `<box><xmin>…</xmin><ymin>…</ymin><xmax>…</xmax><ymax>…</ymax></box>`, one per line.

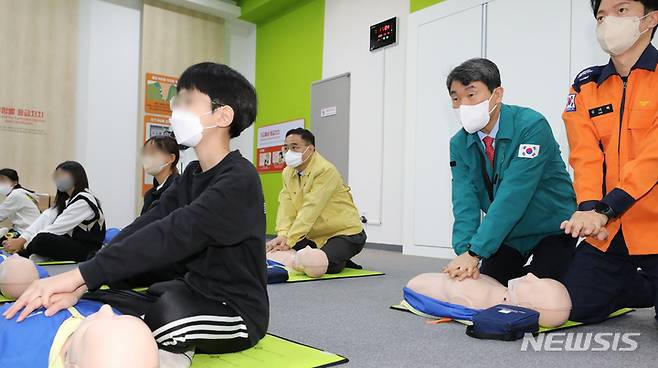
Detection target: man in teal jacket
<box><xmin>443</xmin><ymin>58</ymin><xmax>577</xmax><ymax>284</ymax></box>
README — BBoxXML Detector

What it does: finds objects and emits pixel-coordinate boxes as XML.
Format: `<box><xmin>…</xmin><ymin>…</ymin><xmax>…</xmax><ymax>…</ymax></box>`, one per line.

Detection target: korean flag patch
<box><xmin>565</xmin><ymin>93</ymin><xmax>577</xmax><ymax>112</ymax></box>
<box><xmin>518</xmin><ymin>144</ymin><xmax>540</xmax><ymax>159</ymax></box>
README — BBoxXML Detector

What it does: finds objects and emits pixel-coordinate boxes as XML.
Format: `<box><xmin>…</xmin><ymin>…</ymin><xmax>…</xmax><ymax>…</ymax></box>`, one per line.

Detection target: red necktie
<box><xmin>482</xmin><ymin>136</ymin><xmax>495</xmax><ymax>168</ymax></box>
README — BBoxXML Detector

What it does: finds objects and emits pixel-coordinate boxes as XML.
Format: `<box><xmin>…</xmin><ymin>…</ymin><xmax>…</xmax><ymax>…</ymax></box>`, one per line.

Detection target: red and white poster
<box><xmin>256</xmin><ymin>119</ymin><xmax>305</xmax><ymax>173</ymax></box>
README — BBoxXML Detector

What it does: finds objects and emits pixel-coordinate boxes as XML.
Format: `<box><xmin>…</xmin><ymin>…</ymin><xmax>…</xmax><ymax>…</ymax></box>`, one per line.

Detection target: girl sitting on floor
<box><xmin>3</xmin><ymin>161</ymin><xmax>105</xmax><ymax>262</ymax></box>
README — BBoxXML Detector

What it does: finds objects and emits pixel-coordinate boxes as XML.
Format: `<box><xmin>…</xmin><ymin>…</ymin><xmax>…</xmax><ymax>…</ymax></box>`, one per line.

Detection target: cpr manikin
<box><xmin>0</xmin><ymin>255</ymin><xmax>160</xmax><ymax>368</ymax></box>
<box><xmin>59</xmin><ymin>304</ymin><xmax>159</xmax><ymax>368</ymax></box>
<box><xmin>0</xmin><ymin>254</ymin><xmax>39</xmax><ymax>299</ymax></box>
<box><xmin>268</xmin><ymin>246</ymin><xmax>329</xmax><ymax>278</ymax></box>
<box><xmin>406</xmin><ymin>273</ymin><xmax>572</xmax><ymax>327</ymax></box>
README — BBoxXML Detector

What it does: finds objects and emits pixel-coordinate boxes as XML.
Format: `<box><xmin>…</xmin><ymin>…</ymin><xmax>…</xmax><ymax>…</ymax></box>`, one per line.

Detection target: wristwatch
<box><xmin>467</xmin><ymin>249</ymin><xmax>482</xmax><ymax>260</ymax></box>
<box><xmin>594</xmin><ymin>202</ymin><xmax>615</xmax><ymax>222</ymax></box>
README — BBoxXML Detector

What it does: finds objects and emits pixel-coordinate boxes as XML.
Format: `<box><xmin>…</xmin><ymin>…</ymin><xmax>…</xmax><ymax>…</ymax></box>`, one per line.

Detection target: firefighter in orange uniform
<box><xmin>561</xmin><ymin>0</ymin><xmax>658</xmax><ymax>323</ymax></box>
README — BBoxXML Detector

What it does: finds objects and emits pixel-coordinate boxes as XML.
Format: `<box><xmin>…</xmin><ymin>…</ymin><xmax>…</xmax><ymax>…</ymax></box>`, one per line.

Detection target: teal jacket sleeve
<box><xmin>450</xmin><ymin>137</ymin><xmax>482</xmax><ymax>255</ymax></box>
<box><xmin>469</xmin><ymin>116</ymin><xmax>555</xmax><ymax>258</ymax></box>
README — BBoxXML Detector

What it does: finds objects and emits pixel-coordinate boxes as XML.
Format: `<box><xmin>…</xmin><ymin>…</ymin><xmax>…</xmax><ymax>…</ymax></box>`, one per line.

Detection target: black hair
<box><xmin>53</xmin><ymin>161</ymin><xmax>90</xmax><ymax>215</ymax></box>
<box><xmin>177</xmin><ymin>62</ymin><xmax>257</xmax><ymax>138</ymax></box>
<box><xmin>446</xmin><ymin>58</ymin><xmax>501</xmax><ymax>93</ymax></box>
<box><xmin>143</xmin><ymin>135</ymin><xmax>180</xmax><ymax>175</ymax></box>
<box><xmin>591</xmin><ymin>0</ymin><xmax>658</xmax><ymax>38</ymax></box>
<box><xmin>0</xmin><ymin>168</ymin><xmax>33</xmax><ymax>193</ymax></box>
<box><xmin>285</xmin><ymin>128</ymin><xmax>316</xmax><ymax>146</ymax></box>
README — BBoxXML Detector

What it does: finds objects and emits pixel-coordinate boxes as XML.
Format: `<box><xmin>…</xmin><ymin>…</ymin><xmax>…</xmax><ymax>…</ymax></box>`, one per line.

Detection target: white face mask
<box><xmin>0</xmin><ymin>183</ymin><xmax>12</xmax><ymax>196</ymax></box>
<box><xmin>169</xmin><ymin>109</ymin><xmax>217</xmax><ymax>148</ymax></box>
<box><xmin>143</xmin><ymin>156</ymin><xmax>169</xmax><ymax>176</ymax></box>
<box><xmin>284</xmin><ymin>146</ymin><xmax>310</xmax><ymax>168</ymax></box>
<box><xmin>596</xmin><ymin>13</ymin><xmax>655</xmax><ymax>56</ymax></box>
<box><xmin>55</xmin><ymin>177</ymin><xmax>74</xmax><ymax>193</ymax></box>
<box><xmin>454</xmin><ymin>89</ymin><xmax>499</xmax><ymax>134</ymax></box>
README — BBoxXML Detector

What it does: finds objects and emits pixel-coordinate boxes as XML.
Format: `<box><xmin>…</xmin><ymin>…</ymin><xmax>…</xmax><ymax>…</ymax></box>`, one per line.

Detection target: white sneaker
<box><xmin>158</xmin><ymin>348</ymin><xmax>195</xmax><ymax>368</ymax></box>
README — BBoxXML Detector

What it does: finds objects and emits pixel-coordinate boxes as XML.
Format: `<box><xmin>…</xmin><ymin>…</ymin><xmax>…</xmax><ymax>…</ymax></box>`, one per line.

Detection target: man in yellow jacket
<box><xmin>266</xmin><ymin>128</ymin><xmax>366</xmax><ymax>273</ymax></box>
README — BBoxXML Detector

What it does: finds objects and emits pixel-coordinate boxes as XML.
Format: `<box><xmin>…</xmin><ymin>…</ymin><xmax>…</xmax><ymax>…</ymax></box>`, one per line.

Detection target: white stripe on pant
<box><xmin>153</xmin><ymin>314</ymin><xmax>249</xmax><ymax>347</ymax></box>
<box><xmin>156</xmin><ymin>323</ymin><xmax>248</xmax><ymax>344</ymax></box>
<box><xmin>152</xmin><ymin>315</ymin><xmax>245</xmax><ymax>337</ymax></box>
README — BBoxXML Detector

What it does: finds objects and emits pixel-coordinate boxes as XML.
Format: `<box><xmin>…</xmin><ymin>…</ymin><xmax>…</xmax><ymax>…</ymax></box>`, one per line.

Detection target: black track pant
<box><xmin>563</xmin><ymin>231</ymin><xmax>658</xmax><ymax>324</ymax></box>
<box><xmin>19</xmin><ymin>233</ymin><xmax>100</xmax><ymax>262</ymax></box>
<box><xmin>107</xmin><ymin>262</ymin><xmax>188</xmax><ymax>289</ymax></box>
<box><xmin>84</xmin><ymin>279</ymin><xmax>254</xmax><ymax>354</ymax></box>
<box><xmin>293</xmin><ymin>230</ymin><xmax>367</xmax><ymax>274</ymax></box>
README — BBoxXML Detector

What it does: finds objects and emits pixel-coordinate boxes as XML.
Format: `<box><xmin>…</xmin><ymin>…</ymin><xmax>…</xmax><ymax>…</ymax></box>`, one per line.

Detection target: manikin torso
<box><xmin>407</xmin><ymin>273</ymin><xmax>508</xmax><ymax>310</ymax></box>
<box><xmin>267</xmin><ymin>250</ymin><xmax>297</xmax><ymax>267</ymax></box>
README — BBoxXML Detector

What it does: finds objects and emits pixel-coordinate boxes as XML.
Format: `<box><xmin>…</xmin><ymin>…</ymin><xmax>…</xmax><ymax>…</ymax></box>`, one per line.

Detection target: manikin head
<box><xmin>0</xmin><ymin>254</ymin><xmax>39</xmax><ymax>299</ymax></box>
<box><xmin>62</xmin><ymin>305</ymin><xmax>159</xmax><ymax>368</ymax></box>
<box><xmin>505</xmin><ymin>273</ymin><xmax>572</xmax><ymax>327</ymax></box>
<box><xmin>292</xmin><ymin>246</ymin><xmax>328</xmax><ymax>278</ymax></box>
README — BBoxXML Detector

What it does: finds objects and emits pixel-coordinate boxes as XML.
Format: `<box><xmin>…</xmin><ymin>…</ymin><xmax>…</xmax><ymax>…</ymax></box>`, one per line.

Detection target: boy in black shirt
<box><xmin>3</xmin><ymin>62</ymin><xmax>268</xmax><ymax>356</ymax></box>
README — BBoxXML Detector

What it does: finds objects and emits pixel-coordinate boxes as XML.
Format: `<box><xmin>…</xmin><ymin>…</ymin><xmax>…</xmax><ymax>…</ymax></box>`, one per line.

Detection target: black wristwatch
<box><xmin>594</xmin><ymin>202</ymin><xmax>615</xmax><ymax>222</ymax></box>
<box><xmin>467</xmin><ymin>249</ymin><xmax>482</xmax><ymax>260</ymax></box>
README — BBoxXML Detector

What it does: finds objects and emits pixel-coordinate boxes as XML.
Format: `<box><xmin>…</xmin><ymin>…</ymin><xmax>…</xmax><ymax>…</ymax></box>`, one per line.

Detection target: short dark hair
<box><xmin>446</xmin><ymin>58</ymin><xmax>501</xmax><ymax>93</ymax></box>
<box><xmin>177</xmin><ymin>62</ymin><xmax>257</xmax><ymax>138</ymax></box>
<box><xmin>0</xmin><ymin>168</ymin><xmax>19</xmax><ymax>183</ymax></box>
<box><xmin>591</xmin><ymin>0</ymin><xmax>658</xmax><ymax>38</ymax></box>
<box><xmin>285</xmin><ymin>128</ymin><xmax>315</xmax><ymax>146</ymax></box>
<box><xmin>0</xmin><ymin>168</ymin><xmax>33</xmax><ymax>193</ymax></box>
<box><xmin>144</xmin><ymin>135</ymin><xmax>180</xmax><ymax>175</ymax></box>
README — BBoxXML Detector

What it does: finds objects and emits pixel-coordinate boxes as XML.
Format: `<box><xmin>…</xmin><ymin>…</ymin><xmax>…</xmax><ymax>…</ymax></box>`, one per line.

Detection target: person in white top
<box><xmin>0</xmin><ymin>168</ymin><xmax>41</xmax><ymax>241</ymax></box>
<box><xmin>2</xmin><ymin>161</ymin><xmax>106</xmax><ymax>262</ymax></box>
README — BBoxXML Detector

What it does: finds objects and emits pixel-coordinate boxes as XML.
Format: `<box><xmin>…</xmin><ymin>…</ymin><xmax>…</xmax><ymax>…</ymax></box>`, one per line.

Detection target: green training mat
<box><xmin>390</xmin><ymin>300</ymin><xmax>634</xmax><ymax>333</ymax></box>
<box><xmin>285</xmin><ymin>267</ymin><xmax>384</xmax><ymax>283</ymax></box>
<box><xmin>34</xmin><ymin>260</ymin><xmax>76</xmax><ymax>266</ymax></box>
<box><xmin>191</xmin><ymin>334</ymin><xmax>348</xmax><ymax>368</ymax></box>
<box><xmin>538</xmin><ymin>307</ymin><xmax>634</xmax><ymax>332</ymax></box>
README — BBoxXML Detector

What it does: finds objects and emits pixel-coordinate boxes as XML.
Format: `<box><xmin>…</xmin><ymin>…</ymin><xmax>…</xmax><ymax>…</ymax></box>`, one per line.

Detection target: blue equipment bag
<box><xmin>465</xmin><ymin>304</ymin><xmax>539</xmax><ymax>341</ymax></box>
<box><xmin>267</xmin><ymin>259</ymin><xmax>289</xmax><ymax>284</ymax></box>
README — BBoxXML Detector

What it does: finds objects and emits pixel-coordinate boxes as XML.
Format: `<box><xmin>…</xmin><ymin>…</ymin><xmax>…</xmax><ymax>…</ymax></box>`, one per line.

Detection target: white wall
<box><xmin>322</xmin><ymin>0</ymin><xmax>409</xmax><ymax>246</ymax></box>
<box><xmin>226</xmin><ymin>18</ymin><xmax>257</xmax><ymax>162</ymax></box>
<box><xmin>75</xmin><ymin>0</ymin><xmax>141</xmax><ymax>229</ymax></box>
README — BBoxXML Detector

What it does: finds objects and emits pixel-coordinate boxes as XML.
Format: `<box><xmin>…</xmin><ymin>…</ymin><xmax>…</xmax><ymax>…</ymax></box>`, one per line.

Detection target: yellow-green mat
<box><xmin>285</xmin><ymin>267</ymin><xmax>384</xmax><ymax>283</ymax></box>
<box><xmin>35</xmin><ymin>260</ymin><xmax>76</xmax><ymax>266</ymax></box>
<box><xmin>192</xmin><ymin>334</ymin><xmax>347</xmax><ymax>367</ymax></box>
<box><xmin>390</xmin><ymin>300</ymin><xmax>634</xmax><ymax>333</ymax></box>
